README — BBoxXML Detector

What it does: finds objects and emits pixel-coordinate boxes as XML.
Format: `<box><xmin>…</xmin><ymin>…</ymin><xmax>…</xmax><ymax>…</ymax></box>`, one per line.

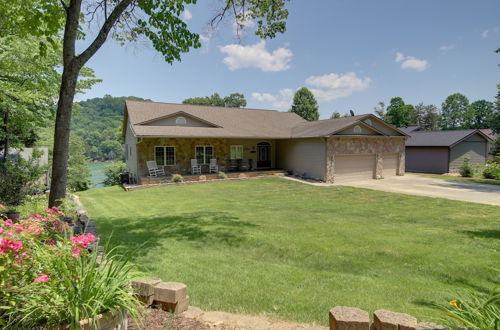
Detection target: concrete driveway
<box><xmin>342</xmin><ymin>174</ymin><xmax>500</xmax><ymax>206</ymax></box>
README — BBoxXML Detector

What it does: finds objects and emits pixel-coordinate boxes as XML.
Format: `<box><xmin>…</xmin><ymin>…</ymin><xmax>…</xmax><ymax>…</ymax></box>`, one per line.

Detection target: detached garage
<box><xmin>278</xmin><ymin>114</ymin><xmax>408</xmax><ymax>183</ymax></box>
<box><xmin>402</xmin><ymin>127</ymin><xmax>492</xmax><ymax>174</ymax></box>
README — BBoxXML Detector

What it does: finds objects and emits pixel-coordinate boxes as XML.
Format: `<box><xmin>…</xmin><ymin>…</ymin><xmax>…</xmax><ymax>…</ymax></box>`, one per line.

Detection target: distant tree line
<box><xmin>182</xmin><ymin>93</ymin><xmax>247</xmax><ymax>108</ymax></box>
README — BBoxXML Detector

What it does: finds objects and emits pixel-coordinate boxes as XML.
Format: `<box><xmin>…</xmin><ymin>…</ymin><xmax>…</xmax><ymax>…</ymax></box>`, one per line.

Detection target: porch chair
<box><xmin>146</xmin><ymin>160</ymin><xmax>165</xmax><ymax>177</ymax></box>
<box><xmin>191</xmin><ymin>159</ymin><xmax>202</xmax><ymax>174</ymax></box>
<box><xmin>209</xmin><ymin>158</ymin><xmax>219</xmax><ymax>173</ymax></box>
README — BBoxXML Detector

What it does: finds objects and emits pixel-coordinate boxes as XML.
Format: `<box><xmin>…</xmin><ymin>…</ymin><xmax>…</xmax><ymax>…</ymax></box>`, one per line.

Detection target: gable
<box><xmin>361</xmin><ymin>116</ymin><xmax>406</xmax><ymax>136</ymax></box>
<box><xmin>138</xmin><ymin>111</ymin><xmax>219</xmax><ymax>128</ymax></box>
<box><xmin>336</xmin><ymin>122</ymin><xmax>384</xmax><ymax>136</ymax></box>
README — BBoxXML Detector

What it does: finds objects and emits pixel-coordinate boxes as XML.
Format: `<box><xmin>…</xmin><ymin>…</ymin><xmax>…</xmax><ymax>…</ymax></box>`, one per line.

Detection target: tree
<box><xmin>182</xmin><ymin>92</ymin><xmax>247</xmax><ymax>108</ymax></box>
<box><xmin>464</xmin><ymin>100</ymin><xmax>494</xmax><ymax>129</ymax></box>
<box><xmin>2</xmin><ymin>0</ymin><xmax>291</xmax><ymax>206</ymax></box>
<box><xmin>385</xmin><ymin>97</ymin><xmax>415</xmax><ymax>128</ymax></box>
<box><xmin>374</xmin><ymin>101</ymin><xmax>389</xmax><ymax>121</ymax></box>
<box><xmin>67</xmin><ymin>134</ymin><xmax>91</xmax><ymax>192</ymax></box>
<box><xmin>289</xmin><ymin>87</ymin><xmax>319</xmax><ymax>121</ymax></box>
<box><xmin>491</xmin><ymin>84</ymin><xmax>500</xmax><ymax>135</ymax></box>
<box><xmin>330</xmin><ymin>112</ymin><xmax>341</xmax><ymax>119</ymax></box>
<box><xmin>441</xmin><ymin>93</ymin><xmax>469</xmax><ymax>129</ymax></box>
<box><xmin>414</xmin><ymin>103</ymin><xmax>440</xmax><ymax>131</ymax></box>
<box><xmin>224</xmin><ymin>93</ymin><xmax>247</xmax><ymax>108</ymax></box>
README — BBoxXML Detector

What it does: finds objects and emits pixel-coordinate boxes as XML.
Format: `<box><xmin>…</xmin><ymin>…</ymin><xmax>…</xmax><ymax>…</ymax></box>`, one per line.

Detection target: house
<box><xmin>122</xmin><ymin>101</ymin><xmax>408</xmax><ymax>184</ymax></box>
<box><xmin>0</xmin><ymin>147</ymin><xmax>50</xmax><ymax>186</ymax></box>
<box><xmin>401</xmin><ymin>127</ymin><xmax>493</xmax><ymax>174</ymax></box>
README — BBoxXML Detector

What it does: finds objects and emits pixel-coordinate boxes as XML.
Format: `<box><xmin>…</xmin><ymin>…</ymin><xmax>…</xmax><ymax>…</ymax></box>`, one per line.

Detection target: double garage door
<box><xmin>334</xmin><ymin>153</ymin><xmax>398</xmax><ymax>183</ymax></box>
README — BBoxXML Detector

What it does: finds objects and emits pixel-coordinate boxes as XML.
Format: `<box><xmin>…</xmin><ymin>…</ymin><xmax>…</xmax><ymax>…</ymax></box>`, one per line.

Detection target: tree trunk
<box><xmin>2</xmin><ymin>110</ymin><xmax>8</xmax><ymax>162</ymax></box>
<box><xmin>48</xmin><ymin>66</ymin><xmax>79</xmax><ymax>207</ymax></box>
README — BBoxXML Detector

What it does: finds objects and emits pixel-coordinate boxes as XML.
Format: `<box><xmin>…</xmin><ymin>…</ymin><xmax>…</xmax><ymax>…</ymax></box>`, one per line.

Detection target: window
<box><xmin>353</xmin><ymin>125</ymin><xmax>362</xmax><ymax>134</ymax></box>
<box><xmin>230</xmin><ymin>145</ymin><xmax>243</xmax><ymax>160</ymax></box>
<box><xmin>155</xmin><ymin>146</ymin><xmax>175</xmax><ymax>166</ymax></box>
<box><xmin>195</xmin><ymin>145</ymin><xmax>213</xmax><ymax>164</ymax></box>
<box><xmin>175</xmin><ymin>116</ymin><xmax>187</xmax><ymax>125</ymax></box>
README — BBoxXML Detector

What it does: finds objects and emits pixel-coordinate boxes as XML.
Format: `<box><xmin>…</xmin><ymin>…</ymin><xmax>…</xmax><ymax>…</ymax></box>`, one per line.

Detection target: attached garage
<box><xmin>334</xmin><ymin>154</ymin><xmax>375</xmax><ymax>183</ymax></box>
<box><xmin>382</xmin><ymin>153</ymin><xmax>398</xmax><ymax>177</ymax></box>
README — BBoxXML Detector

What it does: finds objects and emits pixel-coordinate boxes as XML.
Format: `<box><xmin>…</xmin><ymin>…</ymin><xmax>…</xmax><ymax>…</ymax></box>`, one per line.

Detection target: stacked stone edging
<box><xmin>329</xmin><ymin>306</ymin><xmax>448</xmax><ymax>330</ymax></box>
<box><xmin>131</xmin><ymin>279</ymin><xmax>189</xmax><ymax>313</ymax></box>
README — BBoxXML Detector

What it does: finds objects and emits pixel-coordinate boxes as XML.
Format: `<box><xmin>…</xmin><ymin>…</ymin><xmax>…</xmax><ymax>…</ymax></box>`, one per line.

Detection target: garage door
<box><xmin>334</xmin><ymin>154</ymin><xmax>375</xmax><ymax>183</ymax></box>
<box><xmin>383</xmin><ymin>153</ymin><xmax>398</xmax><ymax>177</ymax></box>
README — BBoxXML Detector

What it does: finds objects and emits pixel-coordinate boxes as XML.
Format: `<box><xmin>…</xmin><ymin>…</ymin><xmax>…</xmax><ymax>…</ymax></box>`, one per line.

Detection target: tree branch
<box><xmin>76</xmin><ymin>0</ymin><xmax>133</xmax><ymax>67</ymax></box>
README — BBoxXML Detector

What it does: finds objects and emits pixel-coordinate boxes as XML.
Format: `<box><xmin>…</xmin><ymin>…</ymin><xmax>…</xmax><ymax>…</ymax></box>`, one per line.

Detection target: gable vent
<box><xmin>353</xmin><ymin>125</ymin><xmax>362</xmax><ymax>134</ymax></box>
<box><xmin>175</xmin><ymin>116</ymin><xmax>187</xmax><ymax>125</ymax></box>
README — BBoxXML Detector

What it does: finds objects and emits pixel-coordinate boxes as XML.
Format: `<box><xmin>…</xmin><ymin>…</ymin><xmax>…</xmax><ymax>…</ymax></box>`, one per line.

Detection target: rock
<box><xmin>329</xmin><ymin>306</ymin><xmax>370</xmax><ymax>330</ymax></box>
<box><xmin>199</xmin><ymin>175</ymin><xmax>207</xmax><ymax>181</ymax></box>
<box><xmin>157</xmin><ymin>296</ymin><xmax>189</xmax><ymax>313</ymax></box>
<box><xmin>182</xmin><ymin>306</ymin><xmax>204</xmax><ymax>319</ymax></box>
<box><xmin>131</xmin><ymin>279</ymin><xmax>162</xmax><ymax>306</ymax></box>
<box><xmin>374</xmin><ymin>309</ymin><xmax>417</xmax><ymax>330</ymax></box>
<box><xmin>238</xmin><ymin>173</ymin><xmax>247</xmax><ymax>178</ymax></box>
<box><xmin>153</xmin><ymin>281</ymin><xmax>187</xmax><ymax>304</ymax></box>
<box><xmin>417</xmin><ymin>322</ymin><xmax>450</xmax><ymax>330</ymax></box>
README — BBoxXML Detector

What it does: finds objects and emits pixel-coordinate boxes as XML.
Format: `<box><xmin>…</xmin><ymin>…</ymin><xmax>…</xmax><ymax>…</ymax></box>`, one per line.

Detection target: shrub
<box><xmin>0</xmin><ymin>208</ymin><xmax>141</xmax><ymax>328</ymax></box>
<box><xmin>459</xmin><ymin>155</ymin><xmax>473</xmax><ymax>177</ymax></box>
<box><xmin>218</xmin><ymin>171</ymin><xmax>228</xmax><ymax>179</ymax></box>
<box><xmin>439</xmin><ymin>286</ymin><xmax>500</xmax><ymax>329</ymax></box>
<box><xmin>482</xmin><ymin>162</ymin><xmax>500</xmax><ymax>179</ymax></box>
<box><xmin>171</xmin><ymin>174</ymin><xmax>183</xmax><ymax>183</ymax></box>
<box><xmin>103</xmin><ymin>161</ymin><xmax>126</xmax><ymax>186</ymax></box>
<box><xmin>0</xmin><ymin>155</ymin><xmax>45</xmax><ymax>207</ymax></box>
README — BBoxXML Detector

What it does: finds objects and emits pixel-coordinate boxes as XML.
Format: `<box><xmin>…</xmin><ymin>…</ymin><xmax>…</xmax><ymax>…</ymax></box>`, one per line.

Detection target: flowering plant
<box><xmin>0</xmin><ymin>208</ymin><xmax>141</xmax><ymax>329</ymax></box>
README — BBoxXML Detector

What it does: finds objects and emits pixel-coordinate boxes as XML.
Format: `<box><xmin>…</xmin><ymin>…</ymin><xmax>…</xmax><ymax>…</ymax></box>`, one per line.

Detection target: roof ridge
<box><xmin>126</xmin><ymin>99</ymin><xmax>291</xmax><ymax>113</ymax></box>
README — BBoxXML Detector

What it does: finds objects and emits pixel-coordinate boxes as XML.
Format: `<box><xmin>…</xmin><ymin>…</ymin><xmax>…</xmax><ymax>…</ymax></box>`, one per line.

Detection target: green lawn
<box><xmin>413</xmin><ymin>173</ymin><xmax>500</xmax><ymax>185</ymax></box>
<box><xmin>77</xmin><ymin>178</ymin><xmax>500</xmax><ymax>326</ymax></box>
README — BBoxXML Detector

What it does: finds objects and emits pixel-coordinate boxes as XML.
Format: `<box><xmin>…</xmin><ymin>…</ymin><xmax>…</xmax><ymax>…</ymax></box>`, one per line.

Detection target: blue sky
<box><xmin>79</xmin><ymin>0</ymin><xmax>500</xmax><ymax>119</ymax></box>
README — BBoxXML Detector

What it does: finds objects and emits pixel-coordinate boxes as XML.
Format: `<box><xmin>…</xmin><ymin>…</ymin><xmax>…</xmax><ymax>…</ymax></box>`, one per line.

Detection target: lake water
<box><xmin>89</xmin><ymin>162</ymin><xmax>106</xmax><ymax>189</ymax></box>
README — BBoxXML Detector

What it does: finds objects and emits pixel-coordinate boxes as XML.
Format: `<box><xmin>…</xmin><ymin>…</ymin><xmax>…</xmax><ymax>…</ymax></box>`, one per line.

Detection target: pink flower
<box><xmin>6</xmin><ymin>231</ymin><xmax>14</xmax><ymax>237</ymax></box>
<box><xmin>34</xmin><ymin>273</ymin><xmax>49</xmax><ymax>283</ymax></box>
<box><xmin>0</xmin><ymin>227</ymin><xmax>3</xmax><ymax>235</ymax></box>
<box><xmin>14</xmin><ymin>224</ymin><xmax>24</xmax><ymax>234</ymax></box>
<box><xmin>70</xmin><ymin>233</ymin><xmax>97</xmax><ymax>249</ymax></box>
<box><xmin>0</xmin><ymin>238</ymin><xmax>23</xmax><ymax>254</ymax></box>
<box><xmin>72</xmin><ymin>246</ymin><xmax>81</xmax><ymax>258</ymax></box>
<box><xmin>3</xmin><ymin>219</ymin><xmax>13</xmax><ymax>227</ymax></box>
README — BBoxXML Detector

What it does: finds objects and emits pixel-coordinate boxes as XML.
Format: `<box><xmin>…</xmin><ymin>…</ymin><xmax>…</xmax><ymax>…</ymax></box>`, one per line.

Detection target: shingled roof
<box><xmin>124</xmin><ymin>101</ymin><xmax>405</xmax><ymax>139</ymax></box>
<box><xmin>406</xmin><ymin>129</ymin><xmax>492</xmax><ymax>147</ymax></box>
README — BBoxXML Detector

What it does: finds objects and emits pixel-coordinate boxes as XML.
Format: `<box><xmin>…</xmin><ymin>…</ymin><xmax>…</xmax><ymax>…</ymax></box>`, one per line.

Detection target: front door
<box><xmin>257</xmin><ymin>142</ymin><xmax>271</xmax><ymax>168</ymax></box>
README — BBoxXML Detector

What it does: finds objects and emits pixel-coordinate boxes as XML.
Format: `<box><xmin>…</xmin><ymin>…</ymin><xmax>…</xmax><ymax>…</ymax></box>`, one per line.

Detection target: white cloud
<box><xmin>394</xmin><ymin>52</ymin><xmax>429</xmax><ymax>72</ymax></box>
<box><xmin>482</xmin><ymin>29</ymin><xmax>489</xmax><ymax>39</ymax></box>
<box><xmin>305</xmin><ymin>72</ymin><xmax>371</xmax><ymax>102</ymax></box>
<box><xmin>482</xmin><ymin>26</ymin><xmax>500</xmax><ymax>39</ymax></box>
<box><xmin>219</xmin><ymin>41</ymin><xmax>293</xmax><ymax>72</ymax></box>
<box><xmin>233</xmin><ymin>12</ymin><xmax>255</xmax><ymax>37</ymax></box>
<box><xmin>439</xmin><ymin>44</ymin><xmax>455</xmax><ymax>53</ymax></box>
<box><xmin>252</xmin><ymin>89</ymin><xmax>294</xmax><ymax>108</ymax></box>
<box><xmin>182</xmin><ymin>9</ymin><xmax>192</xmax><ymax>21</ymax></box>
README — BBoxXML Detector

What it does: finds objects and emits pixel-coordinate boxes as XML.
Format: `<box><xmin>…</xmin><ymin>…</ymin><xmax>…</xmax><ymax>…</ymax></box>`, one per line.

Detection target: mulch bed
<box><xmin>128</xmin><ymin>306</ymin><xmax>209</xmax><ymax>330</ymax></box>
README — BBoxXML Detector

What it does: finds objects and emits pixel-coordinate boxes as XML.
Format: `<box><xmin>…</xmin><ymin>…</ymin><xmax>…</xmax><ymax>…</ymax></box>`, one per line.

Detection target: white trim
<box><xmin>230</xmin><ymin>145</ymin><xmax>244</xmax><ymax>160</ymax></box>
<box><xmin>154</xmin><ymin>145</ymin><xmax>176</xmax><ymax>166</ymax></box>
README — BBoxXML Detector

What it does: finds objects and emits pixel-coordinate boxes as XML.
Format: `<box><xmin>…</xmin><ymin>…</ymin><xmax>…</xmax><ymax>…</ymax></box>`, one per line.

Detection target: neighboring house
<box><xmin>401</xmin><ymin>127</ymin><xmax>492</xmax><ymax>174</ymax></box>
<box><xmin>0</xmin><ymin>147</ymin><xmax>50</xmax><ymax>185</ymax></box>
<box><xmin>123</xmin><ymin>101</ymin><xmax>408</xmax><ymax>184</ymax></box>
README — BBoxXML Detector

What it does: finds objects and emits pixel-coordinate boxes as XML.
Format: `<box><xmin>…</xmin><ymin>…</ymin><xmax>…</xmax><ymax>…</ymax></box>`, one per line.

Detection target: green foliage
<box><xmin>182</xmin><ymin>93</ymin><xmax>247</xmax><ymax>108</ymax></box>
<box><xmin>67</xmin><ymin>135</ymin><xmax>92</xmax><ymax>192</ymax></box>
<box><xmin>441</xmin><ymin>93</ymin><xmax>470</xmax><ymax>129</ymax></box>
<box><xmin>439</xmin><ymin>286</ymin><xmax>500</xmax><ymax>329</ymax></box>
<box><xmin>218</xmin><ymin>171</ymin><xmax>228</xmax><ymax>179</ymax></box>
<box><xmin>385</xmin><ymin>97</ymin><xmax>415</xmax><ymax>128</ymax></box>
<box><xmin>73</xmin><ymin>95</ymin><xmax>149</xmax><ymax>161</ymax></box>
<box><xmin>289</xmin><ymin>87</ymin><xmax>319</xmax><ymax>121</ymax></box>
<box><xmin>0</xmin><ymin>154</ymin><xmax>45</xmax><ymax>207</ymax></box>
<box><xmin>414</xmin><ymin>103</ymin><xmax>440</xmax><ymax>131</ymax></box>
<box><xmin>103</xmin><ymin>162</ymin><xmax>126</xmax><ymax>186</ymax></box>
<box><xmin>465</xmin><ymin>100</ymin><xmax>495</xmax><ymax>129</ymax></box>
<box><xmin>171</xmin><ymin>174</ymin><xmax>183</xmax><ymax>183</ymax></box>
<box><xmin>459</xmin><ymin>155</ymin><xmax>473</xmax><ymax>177</ymax></box>
<box><xmin>482</xmin><ymin>161</ymin><xmax>500</xmax><ymax>180</ymax></box>
<box><xmin>330</xmin><ymin>112</ymin><xmax>341</xmax><ymax>119</ymax></box>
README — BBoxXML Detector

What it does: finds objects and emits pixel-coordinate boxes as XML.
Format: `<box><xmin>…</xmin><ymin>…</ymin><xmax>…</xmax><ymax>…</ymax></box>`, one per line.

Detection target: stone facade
<box><xmin>136</xmin><ymin>137</ymin><xmax>276</xmax><ymax>177</ymax></box>
<box><xmin>325</xmin><ymin>137</ymin><xmax>406</xmax><ymax>183</ymax></box>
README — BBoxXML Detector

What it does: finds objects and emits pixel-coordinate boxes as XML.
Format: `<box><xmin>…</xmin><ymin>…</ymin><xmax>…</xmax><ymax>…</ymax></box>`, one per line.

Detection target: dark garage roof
<box><xmin>406</xmin><ymin>129</ymin><xmax>492</xmax><ymax>147</ymax></box>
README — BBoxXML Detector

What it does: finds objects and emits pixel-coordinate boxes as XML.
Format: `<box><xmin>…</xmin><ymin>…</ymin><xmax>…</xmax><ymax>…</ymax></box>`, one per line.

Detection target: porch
<box><xmin>139</xmin><ymin>169</ymin><xmax>287</xmax><ymax>185</ymax></box>
<box><xmin>136</xmin><ymin>137</ymin><xmax>277</xmax><ymax>179</ymax></box>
